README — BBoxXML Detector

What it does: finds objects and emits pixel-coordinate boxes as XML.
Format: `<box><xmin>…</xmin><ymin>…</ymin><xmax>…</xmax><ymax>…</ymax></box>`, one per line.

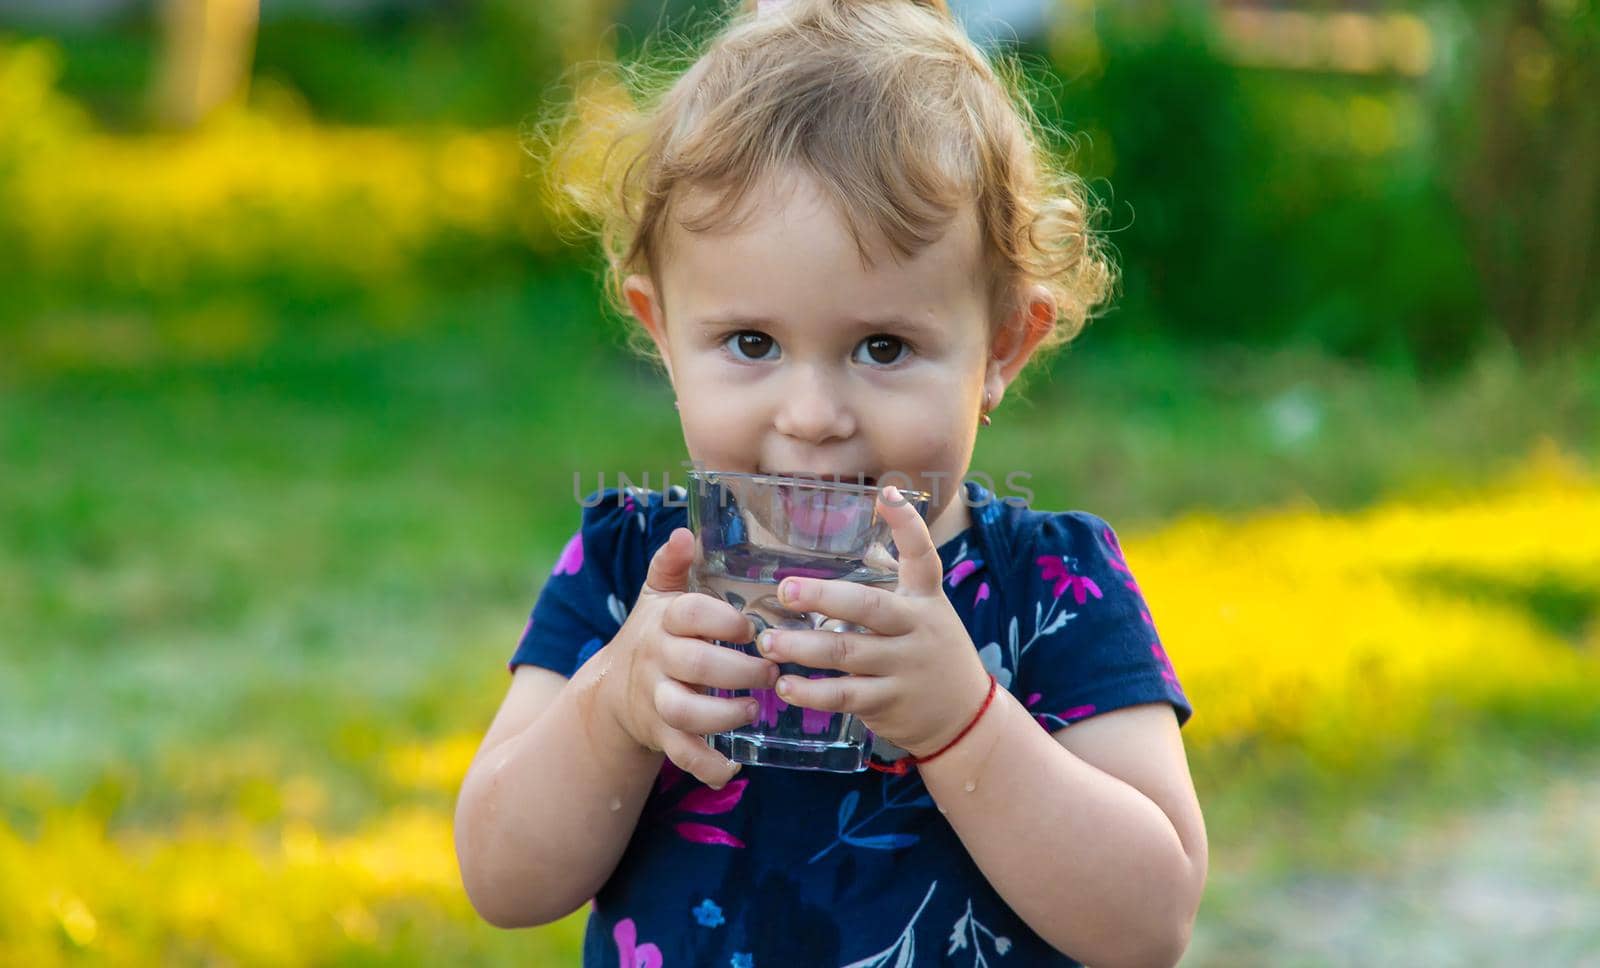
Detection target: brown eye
<box><xmin>725</xmin><ymin>331</ymin><xmax>779</xmax><ymax>361</ymax></box>
<box><xmin>855</xmin><ymin>335</ymin><xmax>908</xmax><ymax>366</ymax></box>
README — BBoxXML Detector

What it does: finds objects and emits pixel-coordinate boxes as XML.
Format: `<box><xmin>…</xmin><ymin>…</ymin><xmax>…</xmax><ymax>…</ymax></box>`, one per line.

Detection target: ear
<box><xmin>623</xmin><ymin>273</ymin><xmax>674</xmax><ymax>384</ymax></box>
<box><xmin>983</xmin><ymin>283</ymin><xmax>1056</xmax><ymax>412</ymax></box>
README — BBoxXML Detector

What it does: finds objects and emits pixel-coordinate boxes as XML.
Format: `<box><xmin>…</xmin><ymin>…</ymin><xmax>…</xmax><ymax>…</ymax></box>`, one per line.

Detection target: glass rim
<box><xmin>686</xmin><ymin>469</ymin><xmax>931</xmax><ymax>501</ymax></box>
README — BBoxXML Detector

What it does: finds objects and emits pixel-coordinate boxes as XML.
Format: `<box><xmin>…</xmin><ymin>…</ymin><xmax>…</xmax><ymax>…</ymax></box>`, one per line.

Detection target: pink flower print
<box><xmin>1036</xmin><ymin>555</ymin><xmax>1102</xmax><ymax>605</ymax></box>
<box><xmin>1024</xmin><ymin>692</ymin><xmax>1097</xmax><ymax>730</ymax></box>
<box><xmin>750</xmin><ymin>679</ymin><xmax>837</xmax><ymax>734</ymax></box>
<box><xmin>1103</xmin><ymin>526</ymin><xmax>1142</xmax><ymax>595</ymax></box>
<box><xmin>802</xmin><ymin>704</ymin><xmax>835</xmax><ymax>735</ymax></box>
<box><xmin>801</xmin><ymin>672</ymin><xmax>839</xmax><ymax>734</ymax></box>
<box><xmin>677</xmin><ymin>781</ymin><xmax>747</xmax><ymax>816</ymax></box>
<box><xmin>1152</xmin><ymin>642</ymin><xmax>1182</xmax><ymax>690</ymax></box>
<box><xmin>650</xmin><ymin>760</ymin><xmax>748</xmax><ymax>848</ymax></box>
<box><xmin>675</xmin><ymin>821</ymin><xmax>747</xmax><ymax>847</ymax></box>
<box><xmin>553</xmin><ymin>531</ymin><xmax>584</xmax><ymax>576</ymax></box>
<box><xmin>973</xmin><ymin>581</ymin><xmax>990</xmax><ymax>607</ymax></box>
<box><xmin>622</xmin><ymin>492</ymin><xmax>647</xmax><ymax>532</ymax></box>
<box><xmin>946</xmin><ymin>559</ymin><xmax>980</xmax><ymax>588</ymax></box>
<box><xmin>748</xmin><ymin>686</ymin><xmax>789</xmax><ymax>728</ymax></box>
<box><xmin>613</xmin><ymin>918</ymin><xmax>663</xmax><ymax>968</ymax></box>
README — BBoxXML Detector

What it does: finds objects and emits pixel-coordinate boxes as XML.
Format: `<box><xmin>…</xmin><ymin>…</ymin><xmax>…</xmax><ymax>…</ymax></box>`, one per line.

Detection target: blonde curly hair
<box><xmin>542</xmin><ymin>0</ymin><xmax>1115</xmax><ymax>370</ymax></box>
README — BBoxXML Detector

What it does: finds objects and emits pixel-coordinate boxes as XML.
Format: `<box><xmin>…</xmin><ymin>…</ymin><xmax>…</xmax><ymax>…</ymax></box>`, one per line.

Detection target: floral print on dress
<box><xmin>841</xmin><ymin>881</ymin><xmax>939</xmax><ymax>968</ymax></box>
<box><xmin>1152</xmin><ymin>642</ymin><xmax>1183</xmax><ymax>691</ymax></box>
<box><xmin>946</xmin><ymin>558</ymin><xmax>981</xmax><ymax>588</ymax></box>
<box><xmin>991</xmin><ymin>570</ymin><xmax>1079</xmax><ymax>686</ymax></box>
<box><xmin>1036</xmin><ymin>554</ymin><xmax>1103</xmax><ymax>605</ymax></box>
<box><xmin>976</xmin><ymin>643</ymin><xmax>1013</xmax><ymax>690</ymax></box>
<box><xmin>749</xmin><ymin>671</ymin><xmax>844</xmax><ymax>735</ymax></box>
<box><xmin>648</xmin><ymin>760</ymin><xmax>748</xmax><ymax>848</ymax></box>
<box><xmin>508</xmin><ymin>486</ymin><xmax>1192</xmax><ymax>966</ymax></box>
<box><xmin>1102</xmin><ymin>526</ymin><xmax>1142</xmax><ymax>595</ymax></box>
<box><xmin>613</xmin><ymin>918</ymin><xmax>663</xmax><ymax>968</ymax></box>
<box><xmin>692</xmin><ymin>898</ymin><xmax>724</xmax><ymax>928</ymax></box>
<box><xmin>1099</xmin><ymin>526</ymin><xmax>1186</xmax><ymax>697</ymax></box>
<box><xmin>810</xmin><ymin>769</ymin><xmax>933</xmax><ymax>863</ymax></box>
<box><xmin>948</xmin><ymin>900</ymin><xmax>1012</xmax><ymax>963</ymax></box>
<box><xmin>945</xmin><ymin>541</ymin><xmax>991</xmax><ymax>609</ymax></box>
<box><xmin>621</xmin><ymin>489</ymin><xmax>648</xmax><ymax>532</ymax></box>
<box><xmin>554</xmin><ymin>531</ymin><xmax>585</xmax><ymax>576</ymax></box>
<box><xmin>1025</xmin><ymin>691</ymin><xmax>1098</xmax><ymax>731</ymax></box>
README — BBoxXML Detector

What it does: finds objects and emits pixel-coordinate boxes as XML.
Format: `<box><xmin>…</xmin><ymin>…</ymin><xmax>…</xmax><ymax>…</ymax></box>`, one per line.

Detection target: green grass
<box><xmin>2</xmin><ymin>277</ymin><xmax>1596</xmax><ymax>960</ymax></box>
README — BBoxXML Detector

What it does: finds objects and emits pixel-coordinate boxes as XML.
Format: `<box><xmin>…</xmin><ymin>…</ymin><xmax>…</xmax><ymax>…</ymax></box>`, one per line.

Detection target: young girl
<box><xmin>454</xmin><ymin>1</ymin><xmax>1206</xmax><ymax>965</ymax></box>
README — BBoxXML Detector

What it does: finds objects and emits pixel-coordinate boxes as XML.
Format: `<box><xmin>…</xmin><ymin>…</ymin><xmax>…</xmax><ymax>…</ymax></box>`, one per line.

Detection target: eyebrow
<box><xmin>693</xmin><ymin>314</ymin><xmax>938</xmax><ymax>338</ymax></box>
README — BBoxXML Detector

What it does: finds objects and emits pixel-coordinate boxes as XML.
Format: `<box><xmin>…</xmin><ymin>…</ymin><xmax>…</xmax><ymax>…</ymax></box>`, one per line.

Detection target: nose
<box><xmin>773</xmin><ymin>364</ymin><xmax>855</xmax><ymax>444</ymax></box>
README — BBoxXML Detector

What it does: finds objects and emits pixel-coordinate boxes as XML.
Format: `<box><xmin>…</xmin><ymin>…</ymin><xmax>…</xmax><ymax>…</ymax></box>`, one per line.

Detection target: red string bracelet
<box><xmin>868</xmin><ymin>674</ymin><xmax>999</xmax><ymax>775</ymax></box>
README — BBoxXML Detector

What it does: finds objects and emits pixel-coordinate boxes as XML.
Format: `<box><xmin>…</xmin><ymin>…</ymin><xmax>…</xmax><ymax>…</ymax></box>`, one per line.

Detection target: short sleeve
<box><xmin>506</xmin><ymin>488</ymin><xmax>663</xmax><ymax>677</ymax></box>
<box><xmin>1010</xmin><ymin>511</ymin><xmax>1193</xmax><ymax>730</ymax></box>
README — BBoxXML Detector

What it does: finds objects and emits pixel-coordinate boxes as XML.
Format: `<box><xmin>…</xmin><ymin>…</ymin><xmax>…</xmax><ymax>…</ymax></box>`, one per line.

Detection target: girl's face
<box><xmin>625</xmin><ymin>168</ymin><xmax>1050</xmax><ymax>546</ymax></box>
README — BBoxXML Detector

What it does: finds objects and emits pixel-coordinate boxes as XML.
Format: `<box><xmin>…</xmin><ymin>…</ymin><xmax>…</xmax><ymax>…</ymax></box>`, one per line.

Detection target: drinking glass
<box><xmin>685</xmin><ymin>470</ymin><xmax>931</xmax><ymax>772</ymax></box>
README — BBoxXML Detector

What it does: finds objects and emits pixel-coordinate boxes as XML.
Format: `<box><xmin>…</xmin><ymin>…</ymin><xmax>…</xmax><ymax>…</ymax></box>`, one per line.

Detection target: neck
<box><xmin>927</xmin><ymin>492</ymin><xmax>974</xmax><ymax>548</ymax></box>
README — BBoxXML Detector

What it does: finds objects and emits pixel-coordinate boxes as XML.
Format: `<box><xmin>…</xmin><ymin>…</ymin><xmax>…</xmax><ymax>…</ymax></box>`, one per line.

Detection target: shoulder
<box><xmin>982</xmin><ymin>497</ymin><xmax>1127</xmax><ymax>586</ymax></box>
<box><xmin>571</xmin><ymin>482</ymin><xmax>690</xmax><ymax>545</ymax></box>
<box><xmin>558</xmin><ymin>483</ymin><xmax>689</xmax><ymax>594</ymax></box>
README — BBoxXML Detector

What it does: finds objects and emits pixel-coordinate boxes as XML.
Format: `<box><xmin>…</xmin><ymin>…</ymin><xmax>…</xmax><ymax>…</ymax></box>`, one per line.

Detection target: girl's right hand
<box><xmin>597</xmin><ymin>527</ymin><xmax>779</xmax><ymax>789</ymax></box>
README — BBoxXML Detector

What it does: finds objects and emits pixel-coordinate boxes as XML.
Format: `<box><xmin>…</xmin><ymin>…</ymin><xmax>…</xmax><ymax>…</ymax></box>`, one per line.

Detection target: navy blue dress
<box><xmin>508</xmin><ymin>481</ymin><xmax>1194</xmax><ymax>967</ymax></box>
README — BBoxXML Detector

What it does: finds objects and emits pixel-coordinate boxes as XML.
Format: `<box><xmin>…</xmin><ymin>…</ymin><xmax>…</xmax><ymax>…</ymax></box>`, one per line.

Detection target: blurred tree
<box><xmin>1443</xmin><ymin>0</ymin><xmax>1600</xmax><ymax>356</ymax></box>
<box><xmin>151</xmin><ymin>0</ymin><xmax>258</xmax><ymax>128</ymax></box>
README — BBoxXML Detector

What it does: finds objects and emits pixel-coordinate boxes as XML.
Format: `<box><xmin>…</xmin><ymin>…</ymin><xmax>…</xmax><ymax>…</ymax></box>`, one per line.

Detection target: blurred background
<box><xmin>0</xmin><ymin>0</ymin><xmax>1596</xmax><ymax>963</ymax></box>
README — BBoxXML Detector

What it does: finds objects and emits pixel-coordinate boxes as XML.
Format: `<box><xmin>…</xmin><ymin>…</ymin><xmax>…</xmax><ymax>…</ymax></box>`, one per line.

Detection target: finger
<box><xmin>659</xmin><ymin>729</ymin><xmax>743</xmax><ymax>790</ymax></box>
<box><xmin>662</xmin><ymin>592</ymin><xmax>756</xmax><ymax>643</ymax></box>
<box><xmin>878</xmin><ymin>485</ymin><xmax>943</xmax><ymax>596</ymax></box>
<box><xmin>643</xmin><ymin>527</ymin><xmax>695</xmax><ymax>595</ymax></box>
<box><xmin>757</xmin><ymin>627</ymin><xmax>895</xmax><ymax>676</ymax></box>
<box><xmin>654</xmin><ymin>678</ymin><xmax>762</xmax><ymax>735</ymax></box>
<box><xmin>777</xmin><ymin>577</ymin><xmax>912</xmax><ymax>635</ymax></box>
<box><xmin>775</xmin><ymin>672</ymin><xmax>892</xmax><ymax>716</ymax></box>
<box><xmin>662</xmin><ymin>635</ymin><xmax>780</xmax><ymax>691</ymax></box>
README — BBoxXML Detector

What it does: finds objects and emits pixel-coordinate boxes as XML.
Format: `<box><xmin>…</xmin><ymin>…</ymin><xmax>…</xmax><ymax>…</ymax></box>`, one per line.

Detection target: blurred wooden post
<box><xmin>152</xmin><ymin>0</ymin><xmax>261</xmax><ymax>129</ymax></box>
<box><xmin>1452</xmin><ymin>0</ymin><xmax>1600</xmax><ymax>356</ymax></box>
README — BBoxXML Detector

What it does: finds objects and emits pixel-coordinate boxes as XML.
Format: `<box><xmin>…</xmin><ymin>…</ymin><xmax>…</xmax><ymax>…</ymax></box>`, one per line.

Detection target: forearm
<box><xmin>919</xmin><ymin>688</ymin><xmax>1199</xmax><ymax>967</ymax></box>
<box><xmin>454</xmin><ymin>645</ymin><xmax>664</xmax><ymax>928</ymax></box>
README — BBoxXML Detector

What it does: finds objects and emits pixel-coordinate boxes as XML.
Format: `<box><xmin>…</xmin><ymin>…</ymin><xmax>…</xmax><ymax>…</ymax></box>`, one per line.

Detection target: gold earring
<box><xmin>979</xmin><ymin>390</ymin><xmax>992</xmax><ymax>427</ymax></box>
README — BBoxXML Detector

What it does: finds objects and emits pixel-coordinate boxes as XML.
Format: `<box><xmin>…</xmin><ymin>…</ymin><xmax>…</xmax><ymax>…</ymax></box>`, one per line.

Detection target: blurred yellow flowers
<box><xmin>3</xmin><ymin>446</ymin><xmax>1592</xmax><ymax>962</ymax></box>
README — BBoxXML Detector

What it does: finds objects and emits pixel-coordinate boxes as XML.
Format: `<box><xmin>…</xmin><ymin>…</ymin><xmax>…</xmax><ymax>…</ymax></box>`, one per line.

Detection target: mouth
<box><xmin>759</xmin><ymin>470</ymin><xmax>879</xmax><ymax>488</ymax></box>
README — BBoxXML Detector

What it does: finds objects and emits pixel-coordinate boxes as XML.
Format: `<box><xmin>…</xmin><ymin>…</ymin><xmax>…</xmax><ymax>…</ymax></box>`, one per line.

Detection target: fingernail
<box><xmin>776</xmin><ymin>677</ymin><xmax>792</xmax><ymax>698</ymax></box>
<box><xmin>884</xmin><ymin>485</ymin><xmax>901</xmax><ymax>502</ymax></box>
<box><xmin>745</xmin><ymin>701</ymin><xmax>760</xmax><ymax>720</ymax></box>
<box><xmin>758</xmin><ymin>630</ymin><xmax>774</xmax><ymax>655</ymax></box>
<box><xmin>780</xmin><ymin>579</ymin><xmax>800</xmax><ymax>604</ymax></box>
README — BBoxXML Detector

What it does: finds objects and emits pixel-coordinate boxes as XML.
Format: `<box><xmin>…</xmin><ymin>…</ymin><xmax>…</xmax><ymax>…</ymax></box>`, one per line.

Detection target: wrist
<box><xmin>904</xmin><ymin>666</ymin><xmax>999</xmax><ymax>760</ymax></box>
<box><xmin>575</xmin><ymin>644</ymin><xmax>659</xmax><ymax>763</ymax></box>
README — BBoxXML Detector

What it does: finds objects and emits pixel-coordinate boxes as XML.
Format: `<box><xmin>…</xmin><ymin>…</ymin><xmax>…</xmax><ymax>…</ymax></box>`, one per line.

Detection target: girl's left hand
<box><xmin>755</xmin><ymin>485</ymin><xmax>994</xmax><ymax>758</ymax></box>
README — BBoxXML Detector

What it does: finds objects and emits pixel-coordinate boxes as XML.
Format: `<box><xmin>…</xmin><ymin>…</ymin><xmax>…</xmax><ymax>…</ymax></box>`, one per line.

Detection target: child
<box><xmin>454</xmin><ymin>1</ymin><xmax>1206</xmax><ymax>965</ymax></box>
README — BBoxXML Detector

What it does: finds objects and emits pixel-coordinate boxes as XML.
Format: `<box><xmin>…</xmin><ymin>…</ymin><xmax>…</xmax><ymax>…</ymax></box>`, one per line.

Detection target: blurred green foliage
<box><xmin>2</xmin><ymin>4</ymin><xmax>1597</xmax><ymax>961</ymax></box>
<box><xmin>4</xmin><ymin>1</ymin><xmax>1596</xmax><ymax>372</ymax></box>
